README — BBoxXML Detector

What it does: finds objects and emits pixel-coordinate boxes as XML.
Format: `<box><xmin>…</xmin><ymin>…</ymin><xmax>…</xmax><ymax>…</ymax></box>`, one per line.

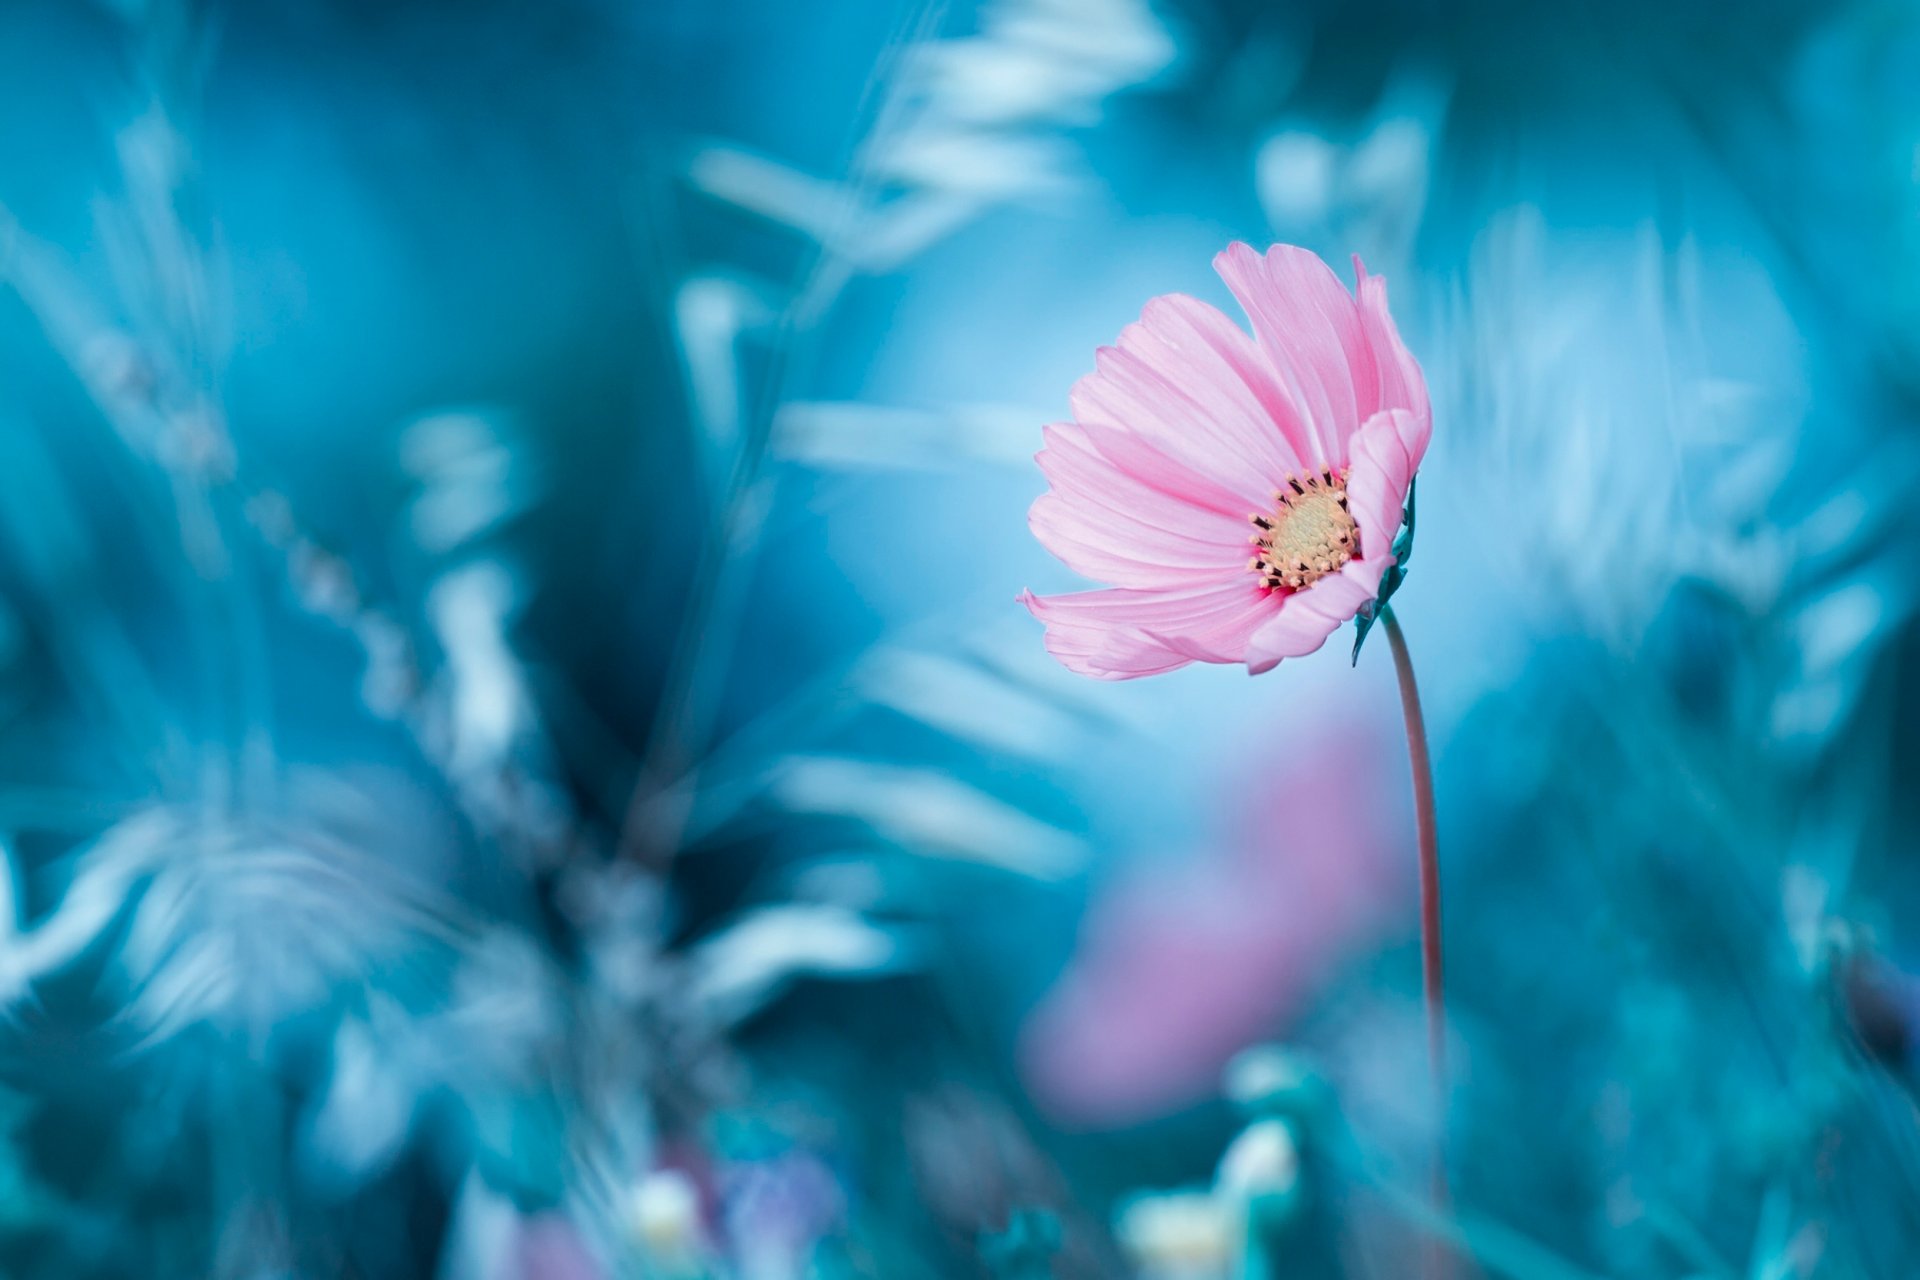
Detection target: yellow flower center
<box><xmin>1247</xmin><ymin>467</ymin><xmax>1360</xmax><ymax>591</ymax></box>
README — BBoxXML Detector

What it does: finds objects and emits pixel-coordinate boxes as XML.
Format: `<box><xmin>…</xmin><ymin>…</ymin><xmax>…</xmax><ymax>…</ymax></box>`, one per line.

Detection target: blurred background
<box><xmin>3</xmin><ymin>0</ymin><xmax>1920</xmax><ymax>1276</ymax></box>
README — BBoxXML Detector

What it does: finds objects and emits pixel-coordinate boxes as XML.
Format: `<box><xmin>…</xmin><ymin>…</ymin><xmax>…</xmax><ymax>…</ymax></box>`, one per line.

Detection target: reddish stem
<box><xmin>1381</xmin><ymin>605</ymin><xmax>1450</xmax><ymax>1271</ymax></box>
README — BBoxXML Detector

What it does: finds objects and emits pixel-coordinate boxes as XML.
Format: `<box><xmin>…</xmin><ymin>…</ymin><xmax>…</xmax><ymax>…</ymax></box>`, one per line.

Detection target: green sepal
<box><xmin>1350</xmin><ymin>477</ymin><xmax>1416</xmax><ymax>666</ymax></box>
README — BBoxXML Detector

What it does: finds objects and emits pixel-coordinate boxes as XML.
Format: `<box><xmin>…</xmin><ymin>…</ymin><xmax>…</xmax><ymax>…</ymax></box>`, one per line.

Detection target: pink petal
<box><xmin>1243</xmin><ymin>572</ymin><xmax>1374</xmax><ymax>671</ymax></box>
<box><xmin>1344</xmin><ymin>407</ymin><xmax>1427</xmax><ymax>557</ymax></box>
<box><xmin>1338</xmin><ymin>550</ymin><xmax>1393</xmax><ymax>602</ymax></box>
<box><xmin>1038</xmin><ymin>424</ymin><xmax>1248</xmax><ymax>543</ymax></box>
<box><xmin>1353</xmin><ymin>259</ymin><xmax>1431</xmax><ymax>426</ymax></box>
<box><xmin>1214</xmin><ymin>242</ymin><xmax>1376</xmax><ymax>468</ymax></box>
<box><xmin>1069</xmin><ymin>294</ymin><xmax>1312</xmax><ymax>508</ymax></box>
<box><xmin>1030</xmin><ymin>494</ymin><xmax>1241</xmax><ymax>589</ymax></box>
<box><xmin>1020</xmin><ymin>580</ymin><xmax>1278</xmax><ymax>680</ymax></box>
<box><xmin>1132</xmin><ymin>297</ymin><xmax>1313</xmax><ymax>479</ymax></box>
<box><xmin>1083</xmin><ymin>425</ymin><xmax>1263</xmax><ymax>520</ymax></box>
<box><xmin>1143</xmin><ymin>626</ymin><xmax>1250</xmax><ymax>666</ymax></box>
<box><xmin>1028</xmin><ymin>424</ymin><xmax>1251</xmax><ymax>588</ymax></box>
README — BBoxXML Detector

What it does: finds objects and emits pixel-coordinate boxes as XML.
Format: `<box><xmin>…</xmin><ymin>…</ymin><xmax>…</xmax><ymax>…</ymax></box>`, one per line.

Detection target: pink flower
<box><xmin>1017</xmin><ymin>714</ymin><xmax>1407</xmax><ymax>1127</ymax></box>
<box><xmin>1020</xmin><ymin>242</ymin><xmax>1430</xmax><ymax>678</ymax></box>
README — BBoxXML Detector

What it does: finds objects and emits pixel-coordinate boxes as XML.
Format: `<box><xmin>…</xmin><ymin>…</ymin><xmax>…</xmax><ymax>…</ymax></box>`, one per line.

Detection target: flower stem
<box><xmin>1380</xmin><ymin>604</ymin><xmax>1450</xmax><ymax>1272</ymax></box>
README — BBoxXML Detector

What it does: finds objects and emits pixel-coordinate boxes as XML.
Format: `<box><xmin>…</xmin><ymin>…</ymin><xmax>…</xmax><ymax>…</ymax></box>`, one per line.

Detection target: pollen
<box><xmin>1247</xmin><ymin>466</ymin><xmax>1361</xmax><ymax>592</ymax></box>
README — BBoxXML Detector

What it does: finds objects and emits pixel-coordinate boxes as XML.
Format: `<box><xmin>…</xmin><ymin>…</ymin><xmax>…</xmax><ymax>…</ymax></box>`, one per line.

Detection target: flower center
<box><xmin>1247</xmin><ymin>467</ymin><xmax>1360</xmax><ymax>591</ymax></box>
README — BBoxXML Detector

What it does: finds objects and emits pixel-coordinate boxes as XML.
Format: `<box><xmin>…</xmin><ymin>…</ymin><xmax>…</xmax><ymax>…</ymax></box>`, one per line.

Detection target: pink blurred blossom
<box><xmin>1021</xmin><ymin>242</ymin><xmax>1430</xmax><ymax>678</ymax></box>
<box><xmin>510</xmin><ymin>1213</ymin><xmax>605</xmax><ymax>1280</ymax></box>
<box><xmin>1019</xmin><ymin>712</ymin><xmax>1409</xmax><ymax>1126</ymax></box>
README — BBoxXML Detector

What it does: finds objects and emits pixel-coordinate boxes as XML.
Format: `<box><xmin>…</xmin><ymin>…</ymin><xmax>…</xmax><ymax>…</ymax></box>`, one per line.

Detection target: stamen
<box><xmin>1246</xmin><ymin>466</ymin><xmax>1360</xmax><ymax>593</ymax></box>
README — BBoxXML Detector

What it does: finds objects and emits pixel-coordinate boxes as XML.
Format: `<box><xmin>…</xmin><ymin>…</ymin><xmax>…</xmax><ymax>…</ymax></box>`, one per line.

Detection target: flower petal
<box><xmin>1069</xmin><ymin>294</ymin><xmax>1309</xmax><ymax>507</ymax></box>
<box><xmin>1337</xmin><ymin>550</ymin><xmax>1392</xmax><ymax>603</ymax></box>
<box><xmin>1038</xmin><ymin>424</ymin><xmax>1247</xmax><ymax>543</ymax></box>
<box><xmin>1214</xmin><ymin>242</ymin><xmax>1376</xmax><ymax>467</ymax></box>
<box><xmin>1030</xmin><ymin>494</ymin><xmax>1244</xmax><ymax>588</ymax></box>
<box><xmin>1020</xmin><ymin>580</ymin><xmax>1279</xmax><ymax>680</ymax></box>
<box><xmin>1242</xmin><ymin>569</ymin><xmax>1379</xmax><ymax>672</ymax></box>
<box><xmin>1344</xmin><ymin>406</ymin><xmax>1428</xmax><ymax>558</ymax></box>
<box><xmin>1354</xmin><ymin>259</ymin><xmax>1430</xmax><ymax>425</ymax></box>
<box><xmin>1242</xmin><ymin>599</ymin><xmax>1343</xmax><ymax>672</ymax></box>
<box><xmin>1082</xmin><ymin>425</ymin><xmax>1261</xmax><ymax>521</ymax></box>
<box><xmin>1028</xmin><ymin>424</ymin><xmax>1251</xmax><ymax>588</ymax></box>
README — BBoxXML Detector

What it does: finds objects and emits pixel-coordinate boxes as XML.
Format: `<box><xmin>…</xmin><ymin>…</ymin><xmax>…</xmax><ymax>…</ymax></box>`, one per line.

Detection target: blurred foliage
<box><xmin>0</xmin><ymin>0</ymin><xmax>1919</xmax><ymax>1278</ymax></box>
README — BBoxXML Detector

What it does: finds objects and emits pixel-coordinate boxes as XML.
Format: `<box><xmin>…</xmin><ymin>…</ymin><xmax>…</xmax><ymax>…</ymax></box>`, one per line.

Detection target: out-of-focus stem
<box><xmin>1380</xmin><ymin>604</ymin><xmax>1449</xmax><ymax>1275</ymax></box>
